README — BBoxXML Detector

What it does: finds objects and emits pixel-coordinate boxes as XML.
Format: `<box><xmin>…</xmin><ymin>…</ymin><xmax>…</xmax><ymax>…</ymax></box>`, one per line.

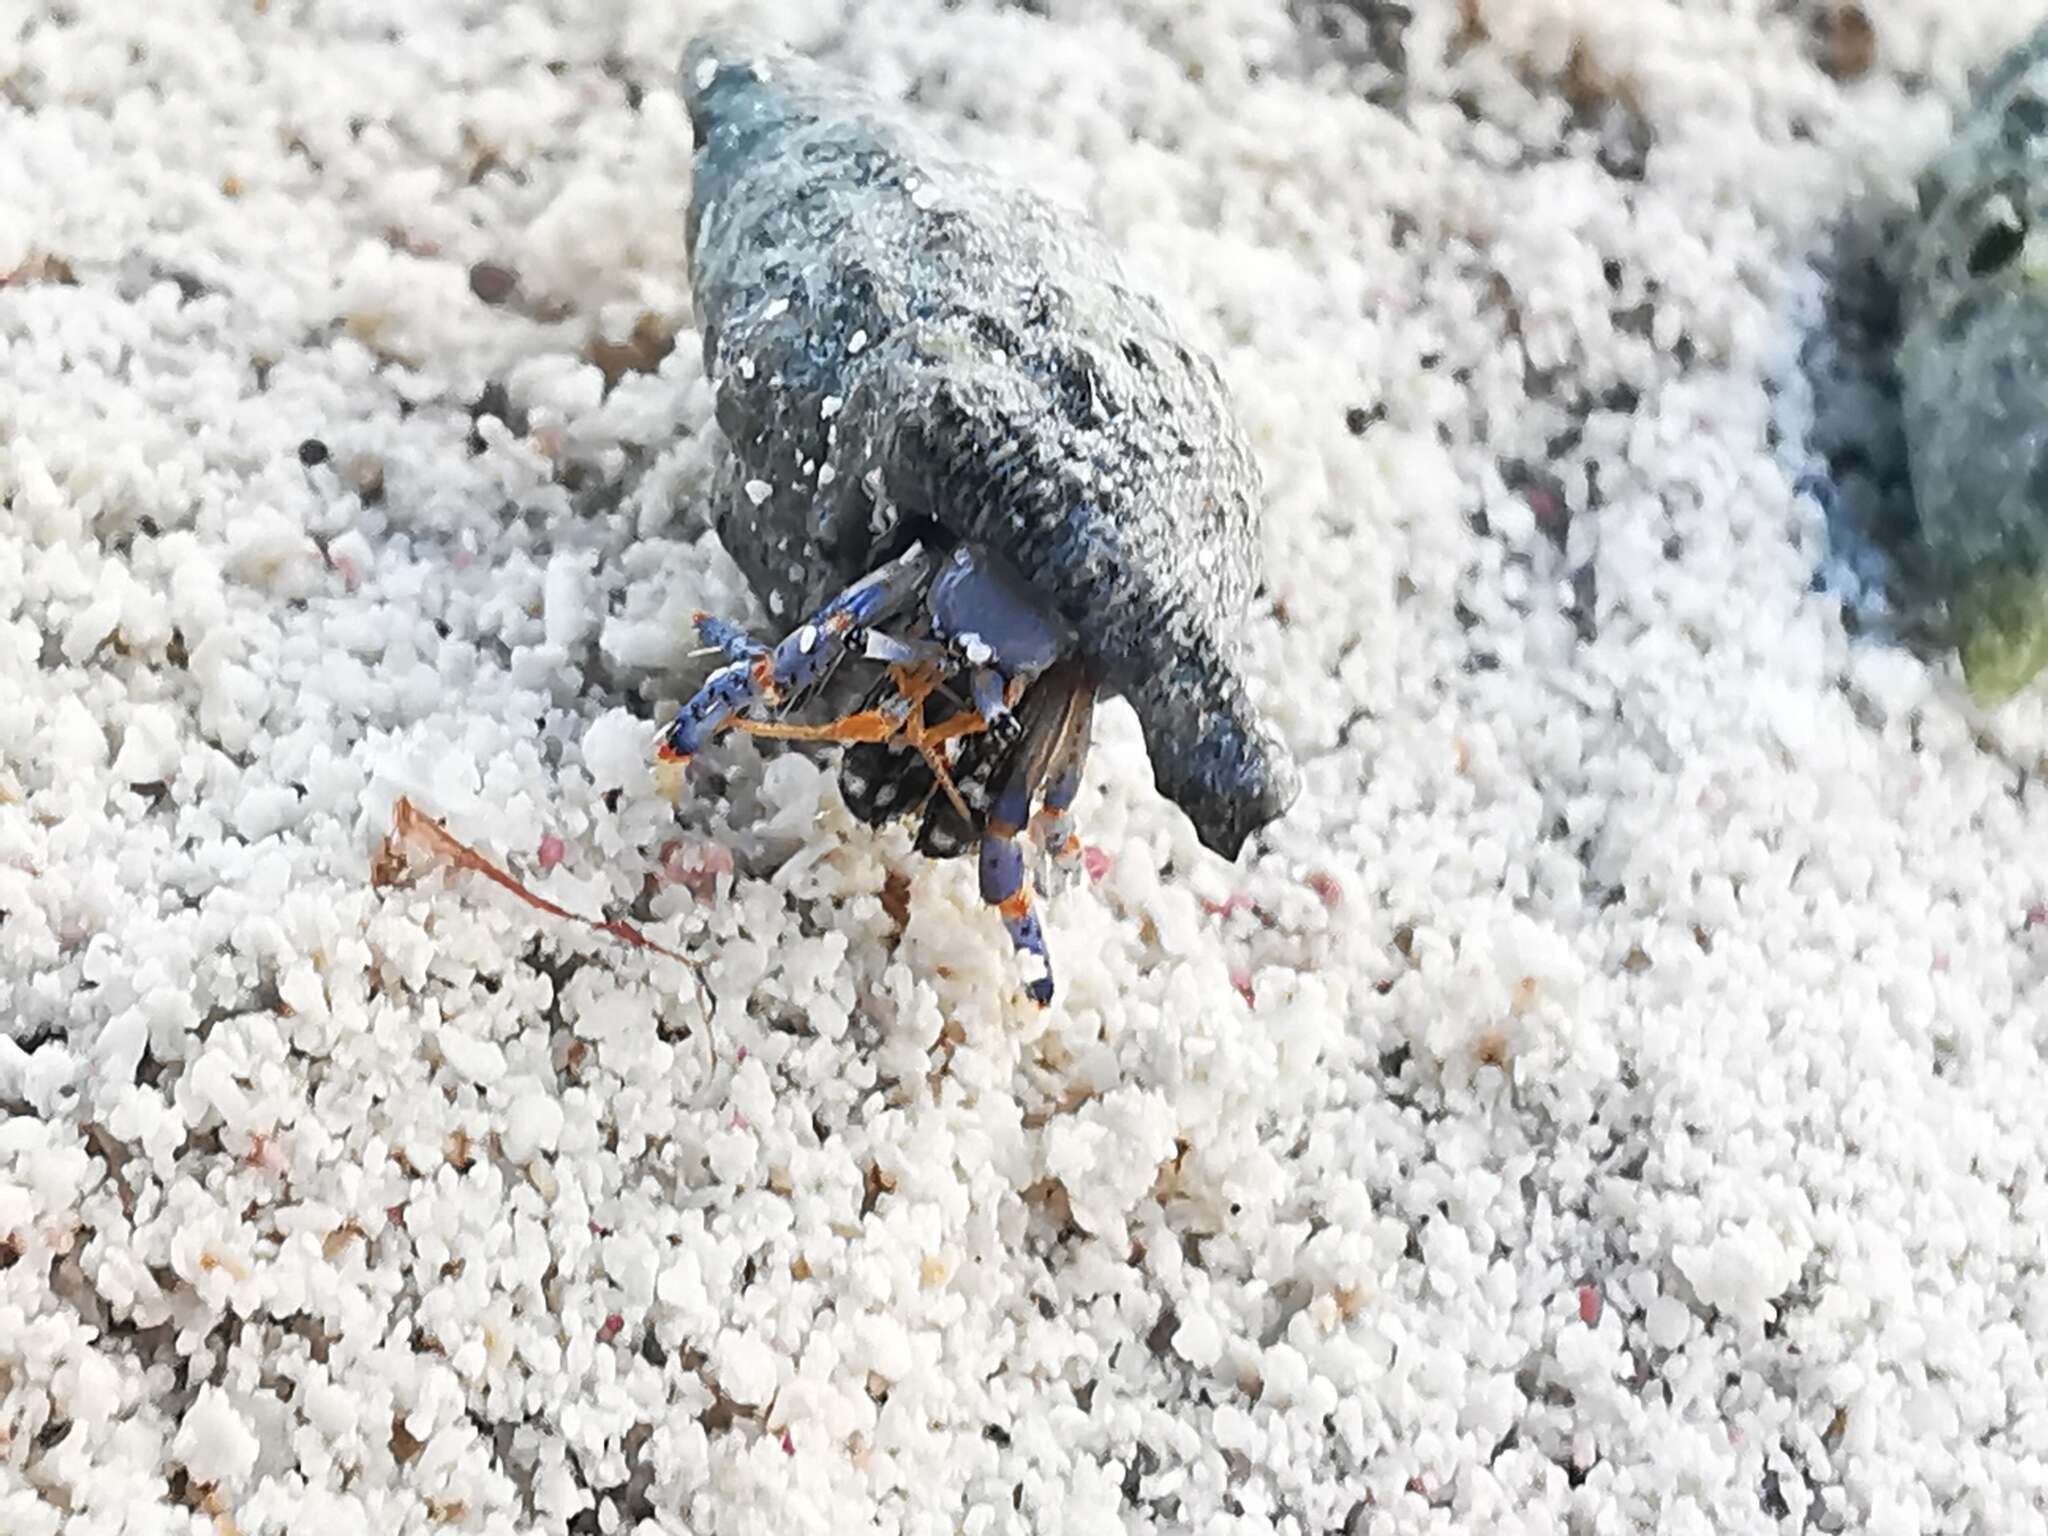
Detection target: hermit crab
<box><xmin>656</xmin><ymin>35</ymin><xmax>1299</xmax><ymax>1003</ymax></box>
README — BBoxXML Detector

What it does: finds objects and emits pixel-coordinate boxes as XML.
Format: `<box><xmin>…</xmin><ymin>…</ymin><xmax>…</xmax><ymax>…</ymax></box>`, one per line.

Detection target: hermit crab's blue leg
<box><xmin>654</xmin><ymin>543</ymin><xmax>937</xmax><ymax>765</ymax></box>
<box><xmin>977</xmin><ymin>667</ymin><xmax>1088</xmax><ymax>1006</ymax></box>
<box><xmin>693</xmin><ymin>615</ymin><xmax>767</xmax><ymax>665</ymax></box>
<box><xmin>980</xmin><ymin>773</ymin><xmax>1054</xmax><ymax>1006</ymax></box>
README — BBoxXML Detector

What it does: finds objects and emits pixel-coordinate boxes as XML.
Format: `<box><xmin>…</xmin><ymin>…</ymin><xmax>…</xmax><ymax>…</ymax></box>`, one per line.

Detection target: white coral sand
<box><xmin>6</xmin><ymin>1</ymin><xmax>2048</xmax><ymax>1533</ymax></box>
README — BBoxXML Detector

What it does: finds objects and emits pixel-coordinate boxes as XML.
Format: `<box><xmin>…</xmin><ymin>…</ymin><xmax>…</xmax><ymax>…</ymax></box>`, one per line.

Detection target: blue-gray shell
<box><xmin>679</xmin><ymin>36</ymin><xmax>1298</xmax><ymax>859</ymax></box>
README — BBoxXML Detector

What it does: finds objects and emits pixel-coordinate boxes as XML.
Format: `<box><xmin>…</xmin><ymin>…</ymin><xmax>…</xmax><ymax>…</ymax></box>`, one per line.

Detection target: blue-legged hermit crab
<box><xmin>656</xmin><ymin>36</ymin><xmax>1300</xmax><ymax>1004</ymax></box>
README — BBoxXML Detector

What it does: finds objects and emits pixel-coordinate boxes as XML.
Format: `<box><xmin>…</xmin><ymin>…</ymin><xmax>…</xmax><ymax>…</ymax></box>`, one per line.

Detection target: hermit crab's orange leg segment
<box><xmin>720</xmin><ymin>663</ymin><xmax>992</xmax><ymax>825</ymax></box>
<box><xmin>725</xmin><ymin>710</ymin><xmax>898</xmax><ymax>745</ymax></box>
<box><xmin>889</xmin><ymin>668</ymin><xmax>980</xmax><ymax>824</ymax></box>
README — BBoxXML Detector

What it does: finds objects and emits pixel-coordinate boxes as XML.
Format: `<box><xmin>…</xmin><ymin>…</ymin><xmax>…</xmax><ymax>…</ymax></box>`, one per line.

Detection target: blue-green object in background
<box><xmin>1900</xmin><ymin>21</ymin><xmax>2048</xmax><ymax>705</ymax></box>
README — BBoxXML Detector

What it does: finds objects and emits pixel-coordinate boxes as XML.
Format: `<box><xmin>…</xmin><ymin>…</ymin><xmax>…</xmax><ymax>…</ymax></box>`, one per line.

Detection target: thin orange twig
<box><xmin>377</xmin><ymin>797</ymin><xmax>708</xmax><ymax>1000</ymax></box>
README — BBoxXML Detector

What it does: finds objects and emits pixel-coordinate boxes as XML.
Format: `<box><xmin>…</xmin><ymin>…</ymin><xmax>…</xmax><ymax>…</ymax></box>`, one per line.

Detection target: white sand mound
<box><xmin>5</xmin><ymin>2</ymin><xmax>2048</xmax><ymax>1532</ymax></box>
